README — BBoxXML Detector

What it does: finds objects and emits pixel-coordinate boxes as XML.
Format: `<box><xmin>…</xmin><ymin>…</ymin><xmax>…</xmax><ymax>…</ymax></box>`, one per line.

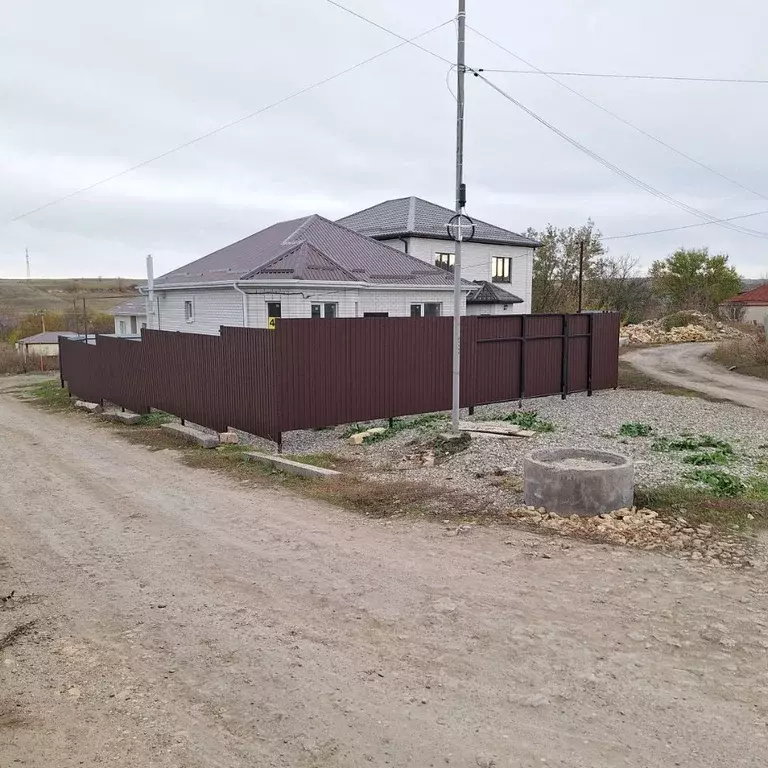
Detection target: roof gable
<box><xmin>338</xmin><ymin>196</ymin><xmax>541</xmax><ymax>247</ymax></box>
<box><xmin>466</xmin><ymin>281</ymin><xmax>524</xmax><ymax>305</ymax></box>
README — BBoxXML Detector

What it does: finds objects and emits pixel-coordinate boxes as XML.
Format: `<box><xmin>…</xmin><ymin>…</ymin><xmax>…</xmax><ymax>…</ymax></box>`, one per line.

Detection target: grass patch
<box><xmin>27</xmin><ymin>380</ymin><xmax>73</xmax><ymax>411</ymax></box>
<box><xmin>138</xmin><ymin>411</ymin><xmax>173</xmax><ymax>426</ymax></box>
<box><xmin>683</xmin><ymin>469</ymin><xmax>745</xmax><ymax>497</ymax></box>
<box><xmin>651</xmin><ymin>435</ymin><xmax>734</xmax><ymax>454</ymax></box>
<box><xmin>494</xmin><ymin>410</ymin><xmax>555</xmax><ymax>433</ymax></box>
<box><xmin>681</xmin><ymin>449</ymin><xmax>733</xmax><ymax>466</ymax></box>
<box><xmin>342</xmin><ymin>413</ymin><xmax>448</xmax><ymax>443</ymax></box>
<box><xmin>711</xmin><ymin>334</ymin><xmax>768</xmax><ymax>381</ymax></box>
<box><xmin>618</xmin><ymin>422</ymin><xmax>653</xmax><ymax>437</ymax></box>
<box><xmin>636</xmin><ymin>482</ymin><xmax>768</xmax><ymax>530</ymax></box>
<box><xmin>282</xmin><ymin>452</ymin><xmax>351</xmax><ymax>469</ymax></box>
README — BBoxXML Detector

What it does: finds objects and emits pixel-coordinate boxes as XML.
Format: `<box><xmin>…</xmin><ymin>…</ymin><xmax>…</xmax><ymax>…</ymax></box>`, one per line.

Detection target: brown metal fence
<box><xmin>60</xmin><ymin>313</ymin><xmax>619</xmax><ymax>445</ymax></box>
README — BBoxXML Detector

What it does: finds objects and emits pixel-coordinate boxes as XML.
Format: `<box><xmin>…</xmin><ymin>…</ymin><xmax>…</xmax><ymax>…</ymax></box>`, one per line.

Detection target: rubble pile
<box><xmin>507</xmin><ymin>506</ymin><xmax>756</xmax><ymax>567</ymax></box>
<box><xmin>621</xmin><ymin>311</ymin><xmax>745</xmax><ymax>345</ymax></box>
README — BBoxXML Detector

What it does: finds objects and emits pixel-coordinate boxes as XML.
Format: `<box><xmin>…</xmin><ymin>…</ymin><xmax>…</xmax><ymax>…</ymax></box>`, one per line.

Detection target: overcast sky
<box><xmin>2</xmin><ymin>0</ymin><xmax>768</xmax><ymax>279</ymax></box>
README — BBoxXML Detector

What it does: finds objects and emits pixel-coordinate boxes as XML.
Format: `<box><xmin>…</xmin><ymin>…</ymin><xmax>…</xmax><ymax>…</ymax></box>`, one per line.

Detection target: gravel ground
<box><xmin>256</xmin><ymin>390</ymin><xmax>768</xmax><ymax>503</ymax></box>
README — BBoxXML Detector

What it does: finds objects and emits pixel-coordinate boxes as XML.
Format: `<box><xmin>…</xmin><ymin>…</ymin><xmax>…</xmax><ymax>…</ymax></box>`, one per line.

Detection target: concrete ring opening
<box><xmin>523</xmin><ymin>448</ymin><xmax>634</xmax><ymax>517</ymax></box>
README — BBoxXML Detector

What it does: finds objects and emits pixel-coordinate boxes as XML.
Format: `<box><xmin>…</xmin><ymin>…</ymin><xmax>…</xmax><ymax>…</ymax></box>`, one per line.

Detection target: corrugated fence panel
<box><xmin>60</xmin><ymin>312</ymin><xmax>620</xmax><ymax>441</ymax></box>
<box><xmin>591</xmin><ymin>313</ymin><xmax>620</xmax><ymax>390</ymax></box>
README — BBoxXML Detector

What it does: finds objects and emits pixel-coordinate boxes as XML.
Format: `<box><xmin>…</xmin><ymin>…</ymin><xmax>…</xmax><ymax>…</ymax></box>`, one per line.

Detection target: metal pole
<box><xmin>451</xmin><ymin>0</ymin><xmax>466</xmax><ymax>433</ymax></box>
<box><xmin>146</xmin><ymin>255</ymin><xmax>155</xmax><ymax>330</ymax></box>
<box><xmin>577</xmin><ymin>240</ymin><xmax>585</xmax><ymax>313</ymax></box>
<box><xmin>82</xmin><ymin>298</ymin><xmax>88</xmax><ymax>339</ymax></box>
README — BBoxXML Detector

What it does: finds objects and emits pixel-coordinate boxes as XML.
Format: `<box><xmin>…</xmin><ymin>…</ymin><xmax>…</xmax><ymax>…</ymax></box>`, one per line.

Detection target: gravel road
<box><xmin>623</xmin><ymin>342</ymin><xmax>768</xmax><ymax>411</ymax></box>
<box><xmin>2</xmin><ymin>391</ymin><xmax>768</xmax><ymax>767</ymax></box>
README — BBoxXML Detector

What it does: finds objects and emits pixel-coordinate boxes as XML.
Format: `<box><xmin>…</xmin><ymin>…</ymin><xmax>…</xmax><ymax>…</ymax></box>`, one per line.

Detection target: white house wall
<box><xmin>743</xmin><ymin>305</ymin><xmax>768</xmax><ymax>325</ymax></box>
<box><xmin>384</xmin><ymin>237</ymin><xmax>534</xmax><ymax>314</ymax></box>
<box><xmin>156</xmin><ymin>289</ymin><xmax>243</xmax><ymax>334</ymax></box>
<box><xmin>114</xmin><ymin>314</ymin><xmax>147</xmax><ymax>336</ymax></box>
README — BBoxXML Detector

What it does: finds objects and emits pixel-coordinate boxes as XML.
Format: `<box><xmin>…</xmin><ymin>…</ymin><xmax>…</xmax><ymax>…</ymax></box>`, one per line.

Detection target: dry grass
<box><xmin>0</xmin><ymin>343</ymin><xmax>24</xmax><ymax>375</ymax></box>
<box><xmin>711</xmin><ymin>335</ymin><xmax>768</xmax><ymax>381</ymax></box>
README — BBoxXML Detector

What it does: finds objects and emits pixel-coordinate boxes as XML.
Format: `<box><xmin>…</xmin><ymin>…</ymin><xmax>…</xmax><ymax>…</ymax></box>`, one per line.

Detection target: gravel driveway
<box><xmin>623</xmin><ymin>342</ymin><xmax>768</xmax><ymax>411</ymax></box>
<box><xmin>2</xmin><ymin>390</ymin><xmax>768</xmax><ymax>767</ymax></box>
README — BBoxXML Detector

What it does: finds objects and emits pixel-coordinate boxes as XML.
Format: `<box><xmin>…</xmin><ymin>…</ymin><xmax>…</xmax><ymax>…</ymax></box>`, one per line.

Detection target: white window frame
<box><xmin>184</xmin><ymin>298</ymin><xmax>195</xmax><ymax>323</ymax></box>
<box><xmin>118</xmin><ymin>320</ymin><xmax>127</xmax><ymax>335</ymax></box>
<box><xmin>410</xmin><ymin>302</ymin><xmax>442</xmax><ymax>317</ymax></box>
<box><xmin>434</xmin><ymin>252</ymin><xmax>455</xmax><ymax>272</ymax></box>
<box><xmin>311</xmin><ymin>302</ymin><xmax>338</xmax><ymax>318</ymax></box>
<box><xmin>129</xmin><ymin>316</ymin><xmax>138</xmax><ymax>335</ymax></box>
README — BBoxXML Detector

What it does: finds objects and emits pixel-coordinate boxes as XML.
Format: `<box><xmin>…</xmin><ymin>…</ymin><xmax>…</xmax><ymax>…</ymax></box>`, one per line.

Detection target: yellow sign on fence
<box><xmin>267</xmin><ymin>317</ymin><xmax>277</xmax><ymax>330</ymax></box>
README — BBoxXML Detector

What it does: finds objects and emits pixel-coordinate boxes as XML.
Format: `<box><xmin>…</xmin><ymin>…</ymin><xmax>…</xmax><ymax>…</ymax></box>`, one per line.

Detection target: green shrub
<box><xmin>618</xmin><ymin>422</ymin><xmax>653</xmax><ymax>437</ymax></box>
<box><xmin>497</xmin><ymin>410</ymin><xmax>555</xmax><ymax>433</ymax></box>
<box><xmin>683</xmin><ymin>469</ymin><xmax>745</xmax><ymax>497</ymax></box>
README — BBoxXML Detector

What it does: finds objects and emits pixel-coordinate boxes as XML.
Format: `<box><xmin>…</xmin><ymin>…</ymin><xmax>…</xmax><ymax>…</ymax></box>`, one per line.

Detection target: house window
<box><xmin>410</xmin><ymin>303</ymin><xmax>442</xmax><ymax>317</ymax></box>
<box><xmin>492</xmin><ymin>257</ymin><xmax>512</xmax><ymax>283</ymax></box>
<box><xmin>184</xmin><ymin>300</ymin><xmax>194</xmax><ymax>322</ymax></box>
<box><xmin>130</xmin><ymin>316</ymin><xmax>137</xmax><ymax>335</ymax></box>
<box><xmin>435</xmin><ymin>252</ymin><xmax>455</xmax><ymax>271</ymax></box>
<box><xmin>119</xmin><ymin>320</ymin><xmax>127</xmax><ymax>335</ymax></box>
<box><xmin>311</xmin><ymin>303</ymin><xmax>338</xmax><ymax>319</ymax></box>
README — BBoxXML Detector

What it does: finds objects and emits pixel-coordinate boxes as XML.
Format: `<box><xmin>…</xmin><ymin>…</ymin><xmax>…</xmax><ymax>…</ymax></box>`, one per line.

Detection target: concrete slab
<box><xmin>458</xmin><ymin>421</ymin><xmax>529</xmax><ymax>437</ymax></box>
<box><xmin>74</xmin><ymin>400</ymin><xmax>102</xmax><ymax>414</ymax></box>
<box><xmin>219</xmin><ymin>431</ymin><xmax>239</xmax><ymax>444</ymax></box>
<box><xmin>161</xmin><ymin>423</ymin><xmax>219</xmax><ymax>448</ymax></box>
<box><xmin>245</xmin><ymin>452</ymin><xmax>341</xmax><ymax>479</ymax></box>
<box><xmin>102</xmin><ymin>410</ymin><xmax>142</xmax><ymax>425</ymax></box>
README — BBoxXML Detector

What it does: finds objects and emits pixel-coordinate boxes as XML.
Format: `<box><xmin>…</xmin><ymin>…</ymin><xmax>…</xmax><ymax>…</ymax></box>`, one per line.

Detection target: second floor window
<box><xmin>435</xmin><ymin>252</ymin><xmax>455</xmax><ymax>271</ymax></box>
<box><xmin>492</xmin><ymin>257</ymin><xmax>512</xmax><ymax>283</ymax></box>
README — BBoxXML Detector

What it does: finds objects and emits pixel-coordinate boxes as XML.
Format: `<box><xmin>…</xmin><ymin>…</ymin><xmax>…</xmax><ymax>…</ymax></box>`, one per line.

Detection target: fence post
<box><xmin>561</xmin><ymin>315</ymin><xmax>570</xmax><ymax>400</ymax></box>
<box><xmin>517</xmin><ymin>315</ymin><xmax>528</xmax><ymax>408</ymax></box>
<box><xmin>587</xmin><ymin>313</ymin><xmax>594</xmax><ymax>396</ymax></box>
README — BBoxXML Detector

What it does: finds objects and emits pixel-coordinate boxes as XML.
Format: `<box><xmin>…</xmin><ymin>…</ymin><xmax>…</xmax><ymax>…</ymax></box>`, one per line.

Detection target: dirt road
<box><xmin>623</xmin><ymin>342</ymin><xmax>768</xmax><ymax>411</ymax></box>
<box><xmin>1</xmin><ymin>392</ymin><xmax>768</xmax><ymax>767</ymax></box>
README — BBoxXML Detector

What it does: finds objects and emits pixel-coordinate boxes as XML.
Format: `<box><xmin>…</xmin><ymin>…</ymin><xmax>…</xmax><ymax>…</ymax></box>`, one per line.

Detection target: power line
<box><xmin>325</xmin><ymin>0</ymin><xmax>453</xmax><ymax>66</ymax></box>
<box><xmin>6</xmin><ymin>18</ymin><xmax>452</xmax><ymax>225</ymax></box>
<box><xmin>467</xmin><ymin>26</ymin><xmax>768</xmax><ymax>207</ymax></box>
<box><xmin>603</xmin><ymin>208</ymin><xmax>768</xmax><ymax>241</ymax></box>
<box><xmin>476</xmin><ymin>69</ymin><xmax>768</xmax><ymax>85</ymax></box>
<box><xmin>330</xmin><ymin>4</ymin><xmax>768</xmax><ymax>241</ymax></box>
<box><xmin>471</xmin><ymin>72</ymin><xmax>768</xmax><ymax>239</ymax></box>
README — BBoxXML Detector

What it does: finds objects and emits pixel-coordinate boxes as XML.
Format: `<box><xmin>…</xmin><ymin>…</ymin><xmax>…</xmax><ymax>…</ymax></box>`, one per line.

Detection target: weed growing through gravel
<box><xmin>681</xmin><ymin>450</ymin><xmax>733</xmax><ymax>466</ymax></box>
<box><xmin>683</xmin><ymin>469</ymin><xmax>745</xmax><ymax>497</ymax></box>
<box><xmin>28</xmin><ymin>381</ymin><xmax>72</xmax><ymax>411</ymax></box>
<box><xmin>139</xmin><ymin>411</ymin><xmax>173</xmax><ymax>426</ymax></box>
<box><xmin>495</xmin><ymin>410</ymin><xmax>555</xmax><ymax>433</ymax></box>
<box><xmin>618</xmin><ymin>422</ymin><xmax>653</xmax><ymax>437</ymax></box>
<box><xmin>652</xmin><ymin>435</ymin><xmax>734</xmax><ymax>454</ymax></box>
<box><xmin>341</xmin><ymin>413</ymin><xmax>448</xmax><ymax>443</ymax></box>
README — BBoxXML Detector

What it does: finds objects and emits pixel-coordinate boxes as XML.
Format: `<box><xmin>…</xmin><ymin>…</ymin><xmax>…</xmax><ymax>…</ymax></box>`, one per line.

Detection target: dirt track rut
<box><xmin>1</xmin><ymin>389</ymin><xmax>768</xmax><ymax>767</ymax></box>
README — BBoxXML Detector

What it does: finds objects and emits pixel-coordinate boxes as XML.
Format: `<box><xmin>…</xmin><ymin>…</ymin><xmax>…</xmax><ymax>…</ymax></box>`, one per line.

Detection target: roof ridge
<box><xmin>240</xmin><ymin>241</ymin><xmax>305</xmax><ymax>280</ymax></box>
<box><xmin>283</xmin><ymin>213</ymin><xmax>319</xmax><ymax>245</ymax></box>
<box><xmin>299</xmin><ymin>241</ymin><xmax>360</xmax><ymax>282</ymax></box>
<box><xmin>407</xmin><ymin>196</ymin><xmax>416</xmax><ymax>231</ymax></box>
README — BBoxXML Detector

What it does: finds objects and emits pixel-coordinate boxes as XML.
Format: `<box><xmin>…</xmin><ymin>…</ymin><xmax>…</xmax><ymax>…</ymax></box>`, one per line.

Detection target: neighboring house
<box><xmin>15</xmin><ymin>331</ymin><xmax>78</xmax><ymax>358</ymax></box>
<box><xmin>721</xmin><ymin>283</ymin><xmax>768</xmax><ymax>325</ymax></box>
<box><xmin>337</xmin><ymin>196</ymin><xmax>540</xmax><ymax>314</ymax></box>
<box><xmin>149</xmin><ymin>214</ymin><xmax>472</xmax><ymax>334</ymax></box>
<box><xmin>111</xmin><ymin>298</ymin><xmax>148</xmax><ymax>336</ymax></box>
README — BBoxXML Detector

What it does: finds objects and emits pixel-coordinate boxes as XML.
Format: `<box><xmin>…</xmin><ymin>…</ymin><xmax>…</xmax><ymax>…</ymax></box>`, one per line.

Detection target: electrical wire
<box><xmin>472</xmin><ymin>72</ymin><xmax>768</xmax><ymax>239</ymax></box>
<box><xmin>603</xmin><ymin>208</ymin><xmax>768</xmax><ymax>240</ymax></box>
<box><xmin>327</xmin><ymin>2</ymin><xmax>768</xmax><ymax>241</ymax></box>
<box><xmin>6</xmin><ymin>18</ymin><xmax>452</xmax><ymax>225</ymax></box>
<box><xmin>467</xmin><ymin>26</ymin><xmax>768</xmax><ymax>206</ymax></box>
<box><xmin>476</xmin><ymin>69</ymin><xmax>768</xmax><ymax>85</ymax></box>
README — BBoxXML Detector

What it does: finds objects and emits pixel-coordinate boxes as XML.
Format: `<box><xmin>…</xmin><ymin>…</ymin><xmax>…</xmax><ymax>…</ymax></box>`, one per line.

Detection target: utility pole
<box><xmin>82</xmin><ymin>298</ymin><xmax>88</xmax><ymax>339</ymax></box>
<box><xmin>25</xmin><ymin>248</ymin><xmax>30</xmax><ymax>281</ymax></box>
<box><xmin>146</xmin><ymin>254</ymin><xmax>155</xmax><ymax>330</ymax></box>
<box><xmin>578</xmin><ymin>240</ymin><xmax>585</xmax><ymax>313</ymax></box>
<box><xmin>451</xmin><ymin>0</ymin><xmax>466</xmax><ymax>433</ymax></box>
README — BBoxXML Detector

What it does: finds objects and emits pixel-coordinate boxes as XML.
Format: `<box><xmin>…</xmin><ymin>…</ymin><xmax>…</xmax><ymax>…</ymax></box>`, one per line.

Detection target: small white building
<box><xmin>15</xmin><ymin>331</ymin><xmax>78</xmax><ymax>358</ymax></box>
<box><xmin>111</xmin><ymin>298</ymin><xmax>148</xmax><ymax>336</ymax></box>
<box><xmin>722</xmin><ymin>283</ymin><xmax>768</xmax><ymax>325</ymax></box>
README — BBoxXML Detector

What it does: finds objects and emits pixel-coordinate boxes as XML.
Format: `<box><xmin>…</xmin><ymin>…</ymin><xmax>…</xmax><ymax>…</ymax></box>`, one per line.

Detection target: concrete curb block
<box><xmin>244</xmin><ymin>452</ymin><xmax>341</xmax><ymax>479</ymax></box>
<box><xmin>101</xmin><ymin>410</ymin><xmax>142</xmax><ymax>425</ymax></box>
<box><xmin>161</xmin><ymin>423</ymin><xmax>219</xmax><ymax>448</ymax></box>
<box><xmin>74</xmin><ymin>400</ymin><xmax>102</xmax><ymax>414</ymax></box>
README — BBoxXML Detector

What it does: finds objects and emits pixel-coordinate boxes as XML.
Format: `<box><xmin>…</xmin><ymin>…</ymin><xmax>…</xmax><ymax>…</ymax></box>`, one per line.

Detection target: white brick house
<box><xmin>338</xmin><ymin>196</ymin><xmax>539</xmax><ymax>314</ymax></box>
<box><xmin>111</xmin><ymin>298</ymin><xmax>148</xmax><ymax>336</ymax></box>
<box><xmin>145</xmin><ymin>199</ymin><xmax>538</xmax><ymax>334</ymax></box>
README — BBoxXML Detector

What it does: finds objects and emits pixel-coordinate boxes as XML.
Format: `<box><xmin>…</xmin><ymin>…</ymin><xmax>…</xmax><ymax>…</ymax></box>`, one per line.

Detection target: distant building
<box><xmin>722</xmin><ymin>283</ymin><xmax>768</xmax><ymax>324</ymax></box>
<box><xmin>111</xmin><ymin>298</ymin><xmax>148</xmax><ymax>336</ymax></box>
<box><xmin>15</xmin><ymin>331</ymin><xmax>78</xmax><ymax>358</ymax></box>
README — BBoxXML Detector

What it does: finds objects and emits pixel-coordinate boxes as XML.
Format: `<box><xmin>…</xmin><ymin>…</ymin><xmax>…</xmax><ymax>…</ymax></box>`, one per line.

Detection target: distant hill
<box><xmin>0</xmin><ymin>278</ymin><xmax>141</xmax><ymax>317</ymax></box>
<box><xmin>742</xmin><ymin>278</ymin><xmax>767</xmax><ymax>291</ymax></box>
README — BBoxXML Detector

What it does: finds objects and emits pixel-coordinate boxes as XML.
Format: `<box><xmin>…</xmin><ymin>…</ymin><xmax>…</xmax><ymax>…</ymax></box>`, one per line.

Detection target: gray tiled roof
<box><xmin>110</xmin><ymin>298</ymin><xmax>147</xmax><ymax>316</ymax></box>
<box><xmin>17</xmin><ymin>331</ymin><xmax>78</xmax><ymax>344</ymax></box>
<box><xmin>338</xmin><ymin>196</ymin><xmax>541</xmax><ymax>247</ymax></box>
<box><xmin>154</xmin><ymin>215</ymin><xmax>458</xmax><ymax>287</ymax></box>
<box><xmin>466</xmin><ymin>281</ymin><xmax>524</xmax><ymax>305</ymax></box>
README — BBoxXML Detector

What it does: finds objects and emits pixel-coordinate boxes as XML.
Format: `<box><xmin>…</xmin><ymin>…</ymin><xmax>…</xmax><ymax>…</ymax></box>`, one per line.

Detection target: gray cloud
<box><xmin>2</xmin><ymin>0</ymin><xmax>767</xmax><ymax>280</ymax></box>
